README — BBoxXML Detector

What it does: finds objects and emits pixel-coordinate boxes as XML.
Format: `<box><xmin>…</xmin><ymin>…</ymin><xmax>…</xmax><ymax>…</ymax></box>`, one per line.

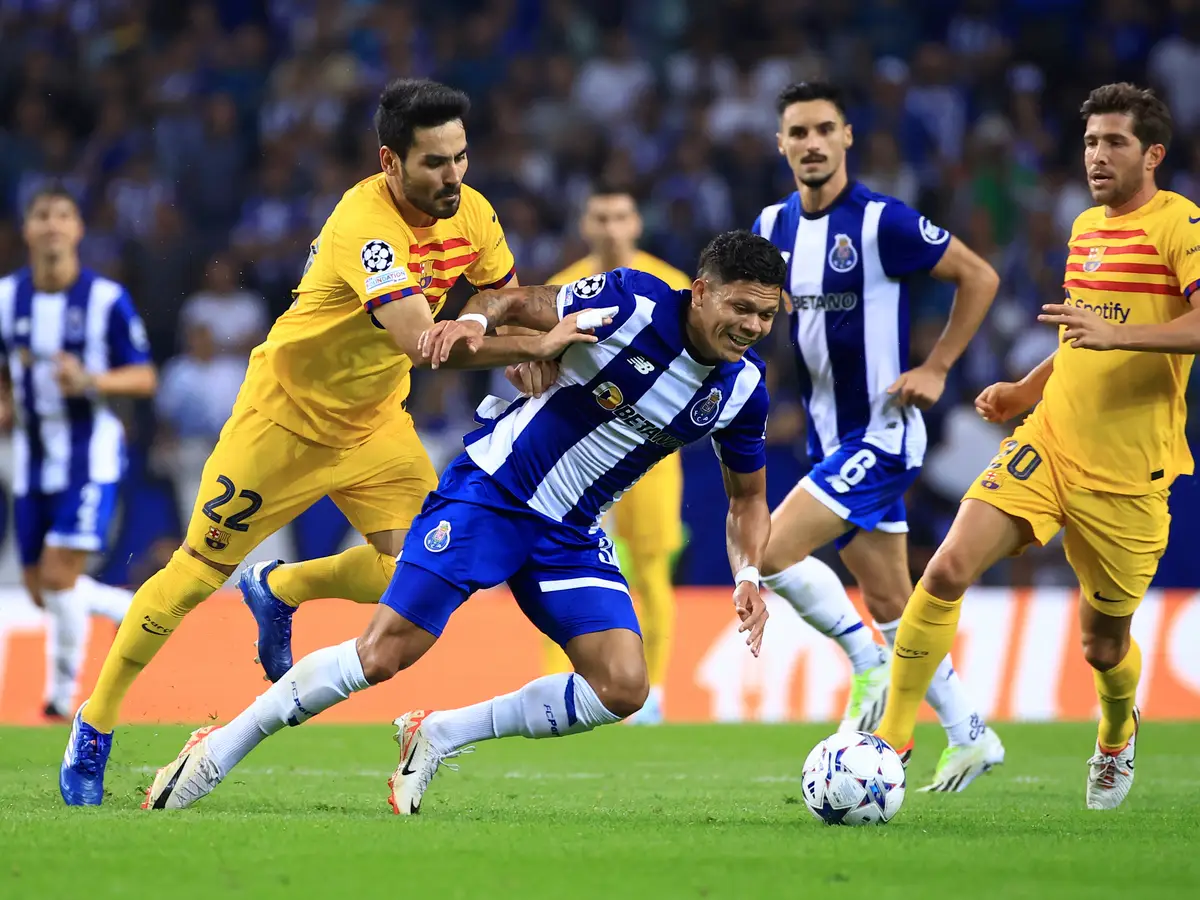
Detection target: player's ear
<box><xmin>1146</xmin><ymin>143</ymin><xmax>1166</xmax><ymax>172</ymax></box>
<box><xmin>379</xmin><ymin>145</ymin><xmax>399</xmax><ymax>176</ymax></box>
<box><xmin>844</xmin><ymin>122</ymin><xmax>854</xmax><ymax>151</ymax></box>
<box><xmin>776</xmin><ymin>131</ymin><xmax>784</xmax><ymax>156</ymax></box>
<box><xmin>691</xmin><ymin>277</ymin><xmax>706</xmax><ymax>307</ymax></box>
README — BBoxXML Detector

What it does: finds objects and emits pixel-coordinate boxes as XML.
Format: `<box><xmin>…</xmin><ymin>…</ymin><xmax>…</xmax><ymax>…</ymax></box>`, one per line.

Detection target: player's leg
<box><xmin>761</xmin><ymin>478</ymin><xmax>885</xmax><ymax>678</ymax></box>
<box><xmin>38</xmin><ymin>545</ymin><xmax>93</xmax><ymax>719</ymax></box>
<box><xmin>1063</xmin><ymin>486</ymin><xmax>1166</xmax><ymax>809</ymax></box>
<box><xmin>63</xmin><ymin>406</ymin><xmax>328</xmax><ymax>805</ymax></box>
<box><xmin>74</xmin><ymin>574</ymin><xmax>134</xmax><ymax>624</ymax></box>
<box><xmin>241</xmin><ymin>414</ymin><xmax>438</xmax><ymax>681</ymax></box>
<box><xmin>842</xmin><ymin>527</ymin><xmax>1003</xmax><ymax>789</ymax></box>
<box><xmin>15</xmin><ymin>491</ymin><xmax>58</xmax><ymax>715</ymax></box>
<box><xmin>610</xmin><ymin>455</ymin><xmax>683</xmax><ymax>724</ymax></box>
<box><xmin>147</xmin><ymin>486</ymin><xmax>526</xmax><ymax>811</ymax></box>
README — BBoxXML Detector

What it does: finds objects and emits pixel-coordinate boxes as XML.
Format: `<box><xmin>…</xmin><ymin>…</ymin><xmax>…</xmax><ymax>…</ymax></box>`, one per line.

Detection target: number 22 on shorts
<box><xmin>826</xmin><ymin>449</ymin><xmax>877</xmax><ymax>495</ymax></box>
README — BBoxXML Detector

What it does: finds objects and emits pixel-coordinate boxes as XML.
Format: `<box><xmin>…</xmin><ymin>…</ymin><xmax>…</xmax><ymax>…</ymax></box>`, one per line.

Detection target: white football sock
<box><xmin>877</xmin><ymin>618</ymin><xmax>981</xmax><ymax>745</ymax></box>
<box><xmin>76</xmin><ymin>574</ymin><xmax>134</xmax><ymax>623</ymax></box>
<box><xmin>208</xmin><ymin>639</ymin><xmax>369</xmax><ymax>775</ymax></box>
<box><xmin>42</xmin><ymin>585</ymin><xmax>89</xmax><ymax>711</ymax></box>
<box><xmin>423</xmin><ymin>673</ymin><xmax>621</xmax><ymax>752</ymax></box>
<box><xmin>763</xmin><ymin>557</ymin><xmax>886</xmax><ymax>674</ymax></box>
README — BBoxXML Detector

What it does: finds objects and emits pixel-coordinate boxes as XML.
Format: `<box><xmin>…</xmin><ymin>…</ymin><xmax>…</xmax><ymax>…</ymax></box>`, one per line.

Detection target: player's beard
<box><xmin>401</xmin><ymin>169</ymin><xmax>462</xmax><ymax>220</ymax></box>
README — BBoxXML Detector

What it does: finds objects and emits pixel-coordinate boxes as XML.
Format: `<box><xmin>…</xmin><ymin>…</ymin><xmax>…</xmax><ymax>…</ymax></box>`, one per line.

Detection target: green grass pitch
<box><xmin>2</xmin><ymin>722</ymin><xmax>1198</xmax><ymax>899</ymax></box>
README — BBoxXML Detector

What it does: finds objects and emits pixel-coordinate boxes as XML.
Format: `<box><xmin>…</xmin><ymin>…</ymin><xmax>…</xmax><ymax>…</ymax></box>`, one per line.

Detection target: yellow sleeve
<box><xmin>1160</xmin><ymin>201</ymin><xmax>1200</xmax><ymax>302</ymax></box>
<box><xmin>464</xmin><ymin>193</ymin><xmax>517</xmax><ymax>289</ymax></box>
<box><xmin>329</xmin><ymin>207</ymin><xmax>417</xmax><ymax>313</ymax></box>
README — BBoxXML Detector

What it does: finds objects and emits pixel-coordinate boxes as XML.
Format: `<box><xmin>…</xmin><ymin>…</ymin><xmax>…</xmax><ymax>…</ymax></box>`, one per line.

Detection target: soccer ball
<box><xmin>801</xmin><ymin>731</ymin><xmax>906</xmax><ymax>825</ymax></box>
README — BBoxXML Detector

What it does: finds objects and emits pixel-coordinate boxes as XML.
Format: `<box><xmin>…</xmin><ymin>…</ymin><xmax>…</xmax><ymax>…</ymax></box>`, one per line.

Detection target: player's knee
<box><xmin>859</xmin><ymin>587</ymin><xmax>906</xmax><ymax>624</ymax></box>
<box><xmin>922</xmin><ymin>544</ymin><xmax>975</xmax><ymax>601</ymax></box>
<box><xmin>38</xmin><ymin>555</ymin><xmax>81</xmax><ymax>592</ymax></box>
<box><xmin>585</xmin><ymin>661</ymin><xmax>649</xmax><ymax>719</ymax></box>
<box><xmin>1081</xmin><ymin>632</ymin><xmax>1126</xmax><ymax>672</ymax></box>
<box><xmin>356</xmin><ymin>614</ymin><xmax>434</xmax><ymax>684</ymax></box>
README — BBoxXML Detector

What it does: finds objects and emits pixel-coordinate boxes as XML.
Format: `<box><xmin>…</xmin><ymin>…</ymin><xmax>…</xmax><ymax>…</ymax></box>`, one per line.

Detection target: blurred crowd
<box><xmin>2</xmin><ymin>0</ymin><xmax>1200</xmax><ymax>585</ymax></box>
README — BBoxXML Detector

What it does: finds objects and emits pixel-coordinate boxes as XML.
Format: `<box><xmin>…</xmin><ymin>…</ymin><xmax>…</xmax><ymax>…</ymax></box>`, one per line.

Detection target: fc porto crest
<box><xmin>690</xmin><ymin>387</ymin><xmax>723</xmax><ymax>427</ymax></box>
<box><xmin>828</xmin><ymin>233</ymin><xmax>858</xmax><ymax>273</ymax></box>
<box><xmin>65</xmin><ymin>306</ymin><xmax>86</xmax><ymax>343</ymax></box>
<box><xmin>424</xmin><ymin>519</ymin><xmax>452</xmax><ymax>553</ymax></box>
<box><xmin>1082</xmin><ymin>246</ymin><xmax>1105</xmax><ymax>273</ymax></box>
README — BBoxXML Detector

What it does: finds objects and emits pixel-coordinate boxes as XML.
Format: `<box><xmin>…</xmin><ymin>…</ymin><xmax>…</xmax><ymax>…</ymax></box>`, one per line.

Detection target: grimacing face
<box><xmin>383</xmin><ymin>120</ymin><xmax>468</xmax><ymax>219</ymax></box>
<box><xmin>1083</xmin><ymin>112</ymin><xmax>1162</xmax><ymax>209</ymax></box>
<box><xmin>23</xmin><ymin>195</ymin><xmax>84</xmax><ymax>260</ymax></box>
<box><xmin>689</xmin><ymin>277</ymin><xmax>780</xmax><ymax>363</ymax></box>
<box><xmin>581</xmin><ymin>193</ymin><xmax>642</xmax><ymax>257</ymax></box>
<box><xmin>777</xmin><ymin>99</ymin><xmax>852</xmax><ymax>190</ymax></box>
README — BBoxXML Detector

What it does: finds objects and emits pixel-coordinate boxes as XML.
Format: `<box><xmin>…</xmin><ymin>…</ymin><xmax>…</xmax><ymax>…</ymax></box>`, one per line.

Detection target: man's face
<box><xmin>581</xmin><ymin>193</ymin><xmax>642</xmax><ymax>257</ymax></box>
<box><xmin>384</xmin><ymin>120</ymin><xmax>469</xmax><ymax>219</ymax></box>
<box><xmin>23</xmin><ymin>195</ymin><xmax>83</xmax><ymax>259</ymax></box>
<box><xmin>777</xmin><ymin>99</ymin><xmax>852</xmax><ymax>190</ymax></box>
<box><xmin>1083</xmin><ymin>112</ymin><xmax>1160</xmax><ymax>208</ymax></box>
<box><xmin>688</xmin><ymin>277</ymin><xmax>780</xmax><ymax>363</ymax></box>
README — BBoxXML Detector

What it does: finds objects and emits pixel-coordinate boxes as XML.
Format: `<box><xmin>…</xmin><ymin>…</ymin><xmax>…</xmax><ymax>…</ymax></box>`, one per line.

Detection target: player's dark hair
<box><xmin>697</xmin><ymin>230</ymin><xmax>787</xmax><ymax>289</ymax></box>
<box><xmin>776</xmin><ymin>81</ymin><xmax>847</xmax><ymax>120</ymax></box>
<box><xmin>588</xmin><ymin>179</ymin><xmax>635</xmax><ymax>201</ymax></box>
<box><xmin>23</xmin><ymin>183</ymin><xmax>80</xmax><ymax>217</ymax></box>
<box><xmin>1080</xmin><ymin>83</ymin><xmax>1173</xmax><ymax>153</ymax></box>
<box><xmin>374</xmin><ymin>78</ymin><xmax>471</xmax><ymax>159</ymax></box>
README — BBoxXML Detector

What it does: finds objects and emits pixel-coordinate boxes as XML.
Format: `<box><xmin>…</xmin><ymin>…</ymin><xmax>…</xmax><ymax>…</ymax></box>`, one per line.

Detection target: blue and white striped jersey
<box><xmin>0</xmin><ymin>267</ymin><xmax>152</xmax><ymax>495</ymax></box>
<box><xmin>753</xmin><ymin>182</ymin><xmax>951</xmax><ymax>468</ymax></box>
<box><xmin>465</xmin><ymin>269</ymin><xmax>769</xmax><ymax>528</ymax></box>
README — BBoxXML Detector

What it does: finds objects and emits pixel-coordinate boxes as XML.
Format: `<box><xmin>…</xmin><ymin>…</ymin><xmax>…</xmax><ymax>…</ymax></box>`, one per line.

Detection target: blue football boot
<box><xmin>239</xmin><ymin>560</ymin><xmax>294</xmax><ymax>682</ymax></box>
<box><xmin>60</xmin><ymin>703</ymin><xmax>112</xmax><ymax>806</ymax></box>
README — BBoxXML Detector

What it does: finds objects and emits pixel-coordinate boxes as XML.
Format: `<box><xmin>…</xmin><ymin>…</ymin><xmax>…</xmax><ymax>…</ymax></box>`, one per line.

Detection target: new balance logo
<box><xmin>628</xmin><ymin>356</ymin><xmax>655</xmax><ymax>375</ymax></box>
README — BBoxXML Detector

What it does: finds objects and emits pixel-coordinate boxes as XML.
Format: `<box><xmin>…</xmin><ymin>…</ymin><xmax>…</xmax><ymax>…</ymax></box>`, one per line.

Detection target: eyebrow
<box><xmin>422</xmin><ymin>146</ymin><xmax>469</xmax><ymax>163</ymax></box>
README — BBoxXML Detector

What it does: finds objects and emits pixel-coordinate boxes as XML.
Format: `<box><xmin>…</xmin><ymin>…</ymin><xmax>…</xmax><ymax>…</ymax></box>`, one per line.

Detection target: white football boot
<box><xmin>1086</xmin><ymin>707</ymin><xmax>1139</xmax><ymax>810</ymax></box>
<box><xmin>143</xmin><ymin>725</ymin><xmax>224</xmax><ymax>810</ymax></box>
<box><xmin>838</xmin><ymin>656</ymin><xmax>890</xmax><ymax>733</ymax></box>
<box><xmin>920</xmin><ymin>722</ymin><xmax>1006</xmax><ymax>792</ymax></box>
<box><xmin>388</xmin><ymin>710</ymin><xmax>472</xmax><ymax>815</ymax></box>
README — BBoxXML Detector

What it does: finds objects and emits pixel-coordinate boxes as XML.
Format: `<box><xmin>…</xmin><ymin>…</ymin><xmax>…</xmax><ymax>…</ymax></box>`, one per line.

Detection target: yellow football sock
<box><xmin>629</xmin><ymin>550</ymin><xmax>675</xmax><ymax>689</ymax></box>
<box><xmin>876</xmin><ymin>581</ymin><xmax>962</xmax><ymax>750</ymax></box>
<box><xmin>1095</xmin><ymin>639</ymin><xmax>1141</xmax><ymax>751</ymax></box>
<box><xmin>82</xmin><ymin>549</ymin><xmax>226</xmax><ymax>732</ymax></box>
<box><xmin>268</xmin><ymin>543</ymin><xmax>397</xmax><ymax>607</ymax></box>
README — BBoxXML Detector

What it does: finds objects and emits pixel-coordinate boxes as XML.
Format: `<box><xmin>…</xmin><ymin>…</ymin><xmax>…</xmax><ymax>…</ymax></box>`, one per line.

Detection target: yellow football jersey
<box><xmin>550</xmin><ymin>251</ymin><xmax>692</xmax><ymax>291</ymax></box>
<box><xmin>241</xmin><ymin>174</ymin><xmax>514</xmax><ymax>448</ymax></box>
<box><xmin>1032</xmin><ymin>189</ymin><xmax>1200</xmax><ymax>494</ymax></box>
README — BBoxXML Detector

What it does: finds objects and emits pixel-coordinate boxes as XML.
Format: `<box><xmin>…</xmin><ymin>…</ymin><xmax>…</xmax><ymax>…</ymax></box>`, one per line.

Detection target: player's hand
<box><xmin>535</xmin><ymin>310</ymin><xmax>613</xmax><ymax>360</ymax></box>
<box><xmin>733</xmin><ymin>582</ymin><xmax>768</xmax><ymax>657</ymax></box>
<box><xmin>54</xmin><ymin>353</ymin><xmax>93</xmax><ymax>397</ymax></box>
<box><xmin>974</xmin><ymin>380</ymin><xmax>1036</xmax><ymax>423</ymax></box>
<box><xmin>505</xmin><ymin>360</ymin><xmax>560</xmax><ymax>398</ymax></box>
<box><xmin>887</xmin><ymin>362</ymin><xmax>947</xmax><ymax>410</ymax></box>
<box><xmin>418</xmin><ymin>319</ymin><xmax>485</xmax><ymax>369</ymax></box>
<box><xmin>1038</xmin><ymin>303</ymin><xmax>1120</xmax><ymax>350</ymax></box>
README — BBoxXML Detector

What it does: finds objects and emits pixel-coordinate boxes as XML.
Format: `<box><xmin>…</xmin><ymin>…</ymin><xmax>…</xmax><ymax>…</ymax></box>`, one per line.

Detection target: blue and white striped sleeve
<box><xmin>106</xmin><ymin>289</ymin><xmax>153</xmax><ymax>367</ymax></box>
<box><xmin>711</xmin><ymin>374</ymin><xmax>769</xmax><ymax>474</ymax></box>
<box><xmin>555</xmin><ymin>267</ymin><xmax>639</xmax><ymax>342</ymax></box>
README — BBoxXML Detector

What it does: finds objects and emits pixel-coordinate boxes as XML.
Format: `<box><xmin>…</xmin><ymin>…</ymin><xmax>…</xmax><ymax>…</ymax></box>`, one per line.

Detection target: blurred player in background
<box><xmin>0</xmin><ymin>187</ymin><xmax>154</xmax><ymax>719</ymax></box>
<box><xmin>541</xmin><ymin>185</ymin><xmax>689</xmax><ymax>725</ymax></box>
<box><xmin>60</xmin><ymin>79</ymin><xmax>586</xmax><ymax>806</ymax></box>
<box><xmin>753</xmin><ymin>82</ymin><xmax>1003</xmax><ymax>791</ymax></box>
<box><xmin>878</xmin><ymin>83</ymin><xmax>1198</xmax><ymax>810</ymax></box>
<box><xmin>144</xmin><ymin>230</ymin><xmax>780</xmax><ymax>813</ymax></box>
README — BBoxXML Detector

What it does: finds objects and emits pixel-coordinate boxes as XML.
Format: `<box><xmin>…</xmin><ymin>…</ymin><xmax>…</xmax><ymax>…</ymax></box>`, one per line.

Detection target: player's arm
<box><xmin>877</xmin><ymin>206</ymin><xmax>1000</xmax><ymax>408</ymax></box>
<box><xmin>975</xmin><ymin>351</ymin><xmax>1055</xmax><ymax>423</ymax></box>
<box><xmin>721</xmin><ymin>463</ymin><xmax>770</xmax><ymax>656</ymax></box>
<box><xmin>1038</xmin><ymin>214</ymin><xmax>1200</xmax><ymax>352</ymax></box>
<box><xmin>711</xmin><ymin>371</ymin><xmax>771</xmax><ymax>656</ymax></box>
<box><xmin>57</xmin><ymin>291</ymin><xmax>157</xmax><ymax>398</ymax></box>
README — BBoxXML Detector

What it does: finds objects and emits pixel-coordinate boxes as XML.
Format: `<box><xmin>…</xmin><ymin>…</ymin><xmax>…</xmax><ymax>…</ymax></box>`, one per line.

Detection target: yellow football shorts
<box><xmin>185</xmin><ymin>401</ymin><xmax>437</xmax><ymax>565</ymax></box>
<box><xmin>609</xmin><ymin>452</ymin><xmax>684</xmax><ymax>556</ymax></box>
<box><xmin>962</xmin><ymin>418</ymin><xmax>1169</xmax><ymax>617</ymax></box>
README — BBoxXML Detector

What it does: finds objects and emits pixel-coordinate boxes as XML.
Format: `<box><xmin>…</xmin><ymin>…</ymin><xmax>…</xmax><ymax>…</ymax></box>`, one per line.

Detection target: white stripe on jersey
<box><xmin>789</xmin><ymin>216</ymin><xmax>840</xmax><ymax>455</ymax></box>
<box><xmin>0</xmin><ymin>272</ymin><xmax>131</xmax><ymax>494</ymax></box>
<box><xmin>466</xmin><ymin>293</ymin><xmax>657</xmax><ymax>477</ymax></box>
<box><xmin>757</xmin><ymin>202</ymin><xmax>785</xmax><ymax>244</ymax></box>
<box><xmin>860</xmin><ymin>201</ymin><xmax>927</xmax><ymax>465</ymax></box>
<box><xmin>526</xmin><ymin>324</ymin><xmax>710</xmax><ymax>522</ymax></box>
